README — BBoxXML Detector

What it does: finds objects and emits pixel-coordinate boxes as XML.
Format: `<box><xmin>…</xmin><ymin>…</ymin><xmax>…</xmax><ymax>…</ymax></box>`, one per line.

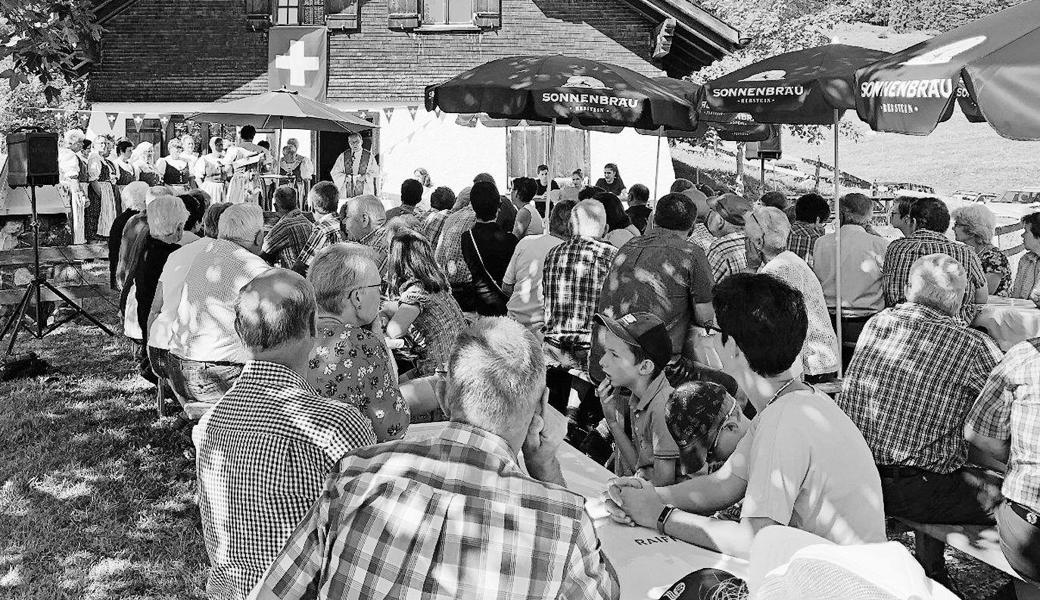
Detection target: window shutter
<box><xmin>473</xmin><ymin>0</ymin><xmax>501</xmax><ymax>28</ymax></box>
<box><xmin>388</xmin><ymin>0</ymin><xmax>420</xmax><ymax>30</ymax></box>
<box><xmin>326</xmin><ymin>0</ymin><xmax>359</xmax><ymax>29</ymax></box>
<box><xmin>245</xmin><ymin>0</ymin><xmax>275</xmax><ymax>29</ymax></box>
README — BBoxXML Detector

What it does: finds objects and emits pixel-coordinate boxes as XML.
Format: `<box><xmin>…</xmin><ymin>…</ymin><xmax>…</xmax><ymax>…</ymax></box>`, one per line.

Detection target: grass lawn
<box><xmin>0</xmin><ymin>300</ymin><xmax>207</xmax><ymax>599</ymax></box>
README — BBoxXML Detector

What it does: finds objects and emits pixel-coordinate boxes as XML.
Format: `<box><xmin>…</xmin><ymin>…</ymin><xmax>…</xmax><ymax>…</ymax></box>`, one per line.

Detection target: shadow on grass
<box><xmin>0</xmin><ymin>314</ymin><xmax>207</xmax><ymax>599</ymax></box>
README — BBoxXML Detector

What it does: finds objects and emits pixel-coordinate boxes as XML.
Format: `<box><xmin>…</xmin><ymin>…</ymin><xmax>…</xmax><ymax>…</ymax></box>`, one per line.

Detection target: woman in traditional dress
<box><xmin>58</xmin><ymin>129</ymin><xmax>91</xmax><ymax>244</ymax></box>
<box><xmin>87</xmin><ymin>134</ymin><xmax>119</xmax><ymax>240</ymax></box>
<box><xmin>131</xmin><ymin>142</ymin><xmax>162</xmax><ymax>187</ymax></box>
<box><xmin>191</xmin><ymin>137</ymin><xmax>229</xmax><ymax>203</ymax></box>
<box><xmin>414</xmin><ymin>167</ymin><xmax>433</xmax><ymax>211</ymax></box>
<box><xmin>112</xmin><ymin>139</ymin><xmax>138</xmax><ymax>192</ymax></box>
<box><xmin>278</xmin><ymin>142</ymin><xmax>311</xmax><ymax>203</ymax></box>
<box><xmin>155</xmin><ymin>138</ymin><xmax>192</xmax><ymax>192</ymax></box>
<box><xmin>224</xmin><ymin>141</ymin><xmax>264</xmax><ymax>205</ymax></box>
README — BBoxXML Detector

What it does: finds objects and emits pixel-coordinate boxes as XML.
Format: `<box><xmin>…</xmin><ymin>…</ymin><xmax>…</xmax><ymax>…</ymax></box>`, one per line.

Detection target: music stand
<box><xmin>0</xmin><ymin>178</ymin><xmax>115</xmax><ymax>356</ymax></box>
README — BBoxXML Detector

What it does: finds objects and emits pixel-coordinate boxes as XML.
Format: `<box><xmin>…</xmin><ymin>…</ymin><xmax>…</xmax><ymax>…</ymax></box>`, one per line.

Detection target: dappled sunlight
<box><xmin>0</xmin><ymin>563</ymin><xmax>22</xmax><ymax>588</ymax></box>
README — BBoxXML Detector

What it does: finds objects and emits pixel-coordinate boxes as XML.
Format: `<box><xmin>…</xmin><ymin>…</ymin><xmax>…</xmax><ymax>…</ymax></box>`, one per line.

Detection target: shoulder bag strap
<box><xmin>468</xmin><ymin>230</ymin><xmax>507</xmax><ymax>296</ymax></box>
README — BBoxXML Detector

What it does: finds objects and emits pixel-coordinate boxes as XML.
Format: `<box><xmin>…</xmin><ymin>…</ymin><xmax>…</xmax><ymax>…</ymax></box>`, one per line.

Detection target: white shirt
<box><xmin>813</xmin><ymin>224</ymin><xmax>890</xmax><ymax>315</ymax></box>
<box><xmin>729</xmin><ymin>389</ymin><xmax>886</xmax><ymax>545</ymax></box>
<box><xmin>167</xmin><ymin>238</ymin><xmax>271</xmax><ymax>363</ymax></box>
<box><xmin>148</xmin><ymin>237</ymin><xmax>209</xmax><ymax>350</ymax></box>
<box><xmin>502</xmin><ymin>234</ymin><xmax>565</xmax><ymax>331</ymax></box>
<box><xmin>760</xmin><ymin>251</ymin><xmax>840</xmax><ymax>376</ymax></box>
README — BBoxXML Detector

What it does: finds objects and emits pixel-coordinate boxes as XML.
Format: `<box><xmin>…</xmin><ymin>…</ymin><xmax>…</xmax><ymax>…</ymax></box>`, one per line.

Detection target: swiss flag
<box><xmin>269</xmin><ymin>26</ymin><xmax>328</xmax><ymax>101</ymax></box>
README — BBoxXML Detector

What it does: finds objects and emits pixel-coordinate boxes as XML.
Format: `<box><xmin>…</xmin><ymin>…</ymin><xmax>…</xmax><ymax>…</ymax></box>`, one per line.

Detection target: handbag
<box><xmin>467</xmin><ymin>230</ymin><xmax>509</xmax><ymax>315</ymax></box>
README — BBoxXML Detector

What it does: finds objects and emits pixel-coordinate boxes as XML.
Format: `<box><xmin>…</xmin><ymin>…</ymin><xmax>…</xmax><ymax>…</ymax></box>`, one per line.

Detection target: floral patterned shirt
<box><xmin>978</xmin><ymin>244</ymin><xmax>1012</xmax><ymax>297</ymax></box>
<box><xmin>306</xmin><ymin>314</ymin><xmax>409</xmax><ymax>442</ymax></box>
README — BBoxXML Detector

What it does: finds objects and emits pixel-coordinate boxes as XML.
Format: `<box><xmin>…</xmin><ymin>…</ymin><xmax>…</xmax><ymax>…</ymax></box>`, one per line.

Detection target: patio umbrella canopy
<box><xmin>855</xmin><ymin>0</ymin><xmax>1040</xmax><ymax>140</ymax></box>
<box><xmin>425</xmin><ymin>55</ymin><xmax>693</xmax><ymax>130</ymax></box>
<box><xmin>700</xmin><ymin>44</ymin><xmax>892</xmax><ymax>125</ymax></box>
<box><xmin>187</xmin><ymin>89</ymin><xmax>376</xmax><ymax>133</ymax></box>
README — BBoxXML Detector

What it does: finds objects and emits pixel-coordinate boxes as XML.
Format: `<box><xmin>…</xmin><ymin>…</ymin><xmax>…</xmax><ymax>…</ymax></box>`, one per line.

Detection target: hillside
<box><xmin>674</xmin><ymin>20</ymin><xmax>1040</xmax><ymax>196</ymax></box>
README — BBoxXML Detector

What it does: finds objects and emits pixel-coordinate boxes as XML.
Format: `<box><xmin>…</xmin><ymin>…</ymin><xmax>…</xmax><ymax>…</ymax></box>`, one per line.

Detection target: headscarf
<box><xmin>208</xmin><ymin>137</ymin><xmax>224</xmax><ymax>155</ymax></box>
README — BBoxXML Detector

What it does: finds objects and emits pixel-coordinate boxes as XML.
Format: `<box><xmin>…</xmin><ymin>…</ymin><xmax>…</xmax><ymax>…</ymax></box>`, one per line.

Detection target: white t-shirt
<box><xmin>502</xmin><ymin>234</ymin><xmax>564</xmax><ymax>331</ymax></box>
<box><xmin>728</xmin><ymin>389</ymin><xmax>886</xmax><ymax>545</ymax></box>
<box><xmin>167</xmin><ymin>238</ymin><xmax>270</xmax><ymax>363</ymax></box>
<box><xmin>148</xmin><ymin>237</ymin><xmax>210</xmax><ymax>350</ymax></box>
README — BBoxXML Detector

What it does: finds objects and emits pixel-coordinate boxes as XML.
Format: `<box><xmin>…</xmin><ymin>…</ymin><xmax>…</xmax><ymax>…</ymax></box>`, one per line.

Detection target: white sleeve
<box><xmin>58</xmin><ymin>149</ymin><xmax>80</xmax><ymax>181</ymax></box>
<box><xmin>191</xmin><ymin>156</ymin><xmax>207</xmax><ymax>180</ymax></box>
<box><xmin>330</xmin><ymin>153</ymin><xmax>345</xmax><ymax>187</ymax></box>
<box><xmin>87</xmin><ymin>154</ymin><xmax>103</xmax><ymax>180</ymax></box>
<box><xmin>300</xmin><ymin>157</ymin><xmax>313</xmax><ymax>179</ymax></box>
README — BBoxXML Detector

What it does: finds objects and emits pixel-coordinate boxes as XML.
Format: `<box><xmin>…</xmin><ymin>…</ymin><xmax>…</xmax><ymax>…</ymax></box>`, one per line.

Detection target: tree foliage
<box><xmin>0</xmin><ymin>60</ymin><xmax>86</xmax><ymax>152</ymax></box>
<box><xmin>888</xmin><ymin>0</ymin><xmax>1023</xmax><ymax>31</ymax></box>
<box><xmin>0</xmin><ymin>0</ymin><xmax>102</xmax><ymax>104</ymax></box>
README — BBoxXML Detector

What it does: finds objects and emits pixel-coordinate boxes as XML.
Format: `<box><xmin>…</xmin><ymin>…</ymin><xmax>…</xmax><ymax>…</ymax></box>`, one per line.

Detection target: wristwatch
<box><xmin>657</xmin><ymin>505</ymin><xmax>677</xmax><ymax>535</ymax></box>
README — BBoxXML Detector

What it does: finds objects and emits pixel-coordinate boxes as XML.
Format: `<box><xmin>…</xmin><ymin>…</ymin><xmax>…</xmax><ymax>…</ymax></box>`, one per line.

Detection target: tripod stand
<box><xmin>0</xmin><ymin>182</ymin><xmax>115</xmax><ymax>356</ymax></box>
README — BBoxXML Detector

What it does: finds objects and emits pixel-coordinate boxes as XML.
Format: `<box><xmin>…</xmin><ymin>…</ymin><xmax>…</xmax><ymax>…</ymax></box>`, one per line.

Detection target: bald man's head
<box><xmin>343</xmin><ymin>194</ymin><xmax>386</xmax><ymax>240</ymax></box>
<box><xmin>234</xmin><ymin>268</ymin><xmax>316</xmax><ymax>354</ymax></box>
<box><xmin>905</xmin><ymin>253</ymin><xmax>967</xmax><ymax>316</ymax></box>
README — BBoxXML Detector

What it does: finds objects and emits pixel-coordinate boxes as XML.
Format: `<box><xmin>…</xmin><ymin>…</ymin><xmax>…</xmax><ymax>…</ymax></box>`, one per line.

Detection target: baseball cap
<box><xmin>593</xmin><ymin>311</ymin><xmax>672</xmax><ymax>371</ymax></box>
<box><xmin>711</xmin><ymin>193</ymin><xmax>753</xmax><ymax>227</ymax></box>
<box><xmin>657</xmin><ymin>568</ymin><xmax>745</xmax><ymax>600</ymax></box>
<box><xmin>749</xmin><ymin>526</ymin><xmax>960</xmax><ymax>600</ymax></box>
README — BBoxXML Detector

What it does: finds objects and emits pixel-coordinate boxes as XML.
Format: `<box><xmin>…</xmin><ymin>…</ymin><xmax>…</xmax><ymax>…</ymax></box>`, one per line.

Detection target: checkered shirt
<box><xmin>422</xmin><ymin>209</ymin><xmax>450</xmax><ymax>247</ymax></box>
<box><xmin>837</xmin><ymin>302</ymin><xmax>1003</xmax><ymax>473</ymax></box>
<box><xmin>688</xmin><ymin>223</ymin><xmax>716</xmax><ymax>253</ymax></box>
<box><xmin>434</xmin><ymin>206</ymin><xmax>478</xmax><ymax>284</ymax></box>
<box><xmin>882</xmin><ymin>229</ymin><xmax>987</xmax><ymax>324</ymax></box>
<box><xmin>787</xmin><ymin>221</ymin><xmax>825</xmax><ymax>267</ymax></box>
<box><xmin>251</xmin><ymin>422</ymin><xmax>620</xmax><ymax>600</ymax></box>
<box><xmin>296</xmin><ymin>213</ymin><xmax>346</xmax><ymax>267</ymax></box>
<box><xmin>262</xmin><ymin>209</ymin><xmax>313</xmax><ymax>269</ymax></box>
<box><xmin>966</xmin><ymin>338</ymin><xmax>1040</xmax><ymax>510</ymax></box>
<box><xmin>707</xmin><ymin>231</ymin><xmax>749</xmax><ymax>283</ymax></box>
<box><xmin>543</xmin><ymin>236</ymin><xmax>618</xmax><ymax>349</ymax></box>
<box><xmin>359</xmin><ymin>224</ymin><xmax>390</xmax><ymax>276</ymax></box>
<box><xmin>195</xmin><ymin>361</ymin><xmax>376</xmax><ymax>600</ymax></box>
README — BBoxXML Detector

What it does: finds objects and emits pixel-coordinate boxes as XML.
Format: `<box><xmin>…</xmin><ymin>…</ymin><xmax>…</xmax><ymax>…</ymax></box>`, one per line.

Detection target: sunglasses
<box><xmin>706</xmin><ymin>399</ymin><xmax>739</xmax><ymax>463</ymax></box>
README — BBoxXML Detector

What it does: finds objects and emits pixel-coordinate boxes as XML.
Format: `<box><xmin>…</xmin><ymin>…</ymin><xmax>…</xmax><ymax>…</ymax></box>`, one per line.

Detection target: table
<box><xmin>974</xmin><ymin>298</ymin><xmax>1040</xmax><ymax>351</ymax></box>
<box><xmin>407</xmin><ymin>422</ymin><xmax>747</xmax><ymax>599</ymax></box>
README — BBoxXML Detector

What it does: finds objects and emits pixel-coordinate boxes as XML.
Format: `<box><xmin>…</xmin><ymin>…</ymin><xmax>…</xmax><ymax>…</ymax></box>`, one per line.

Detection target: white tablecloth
<box><xmin>974</xmin><ymin>300</ymin><xmax>1040</xmax><ymax>351</ymax></box>
<box><xmin>407</xmin><ymin>422</ymin><xmax>748</xmax><ymax>599</ymax></box>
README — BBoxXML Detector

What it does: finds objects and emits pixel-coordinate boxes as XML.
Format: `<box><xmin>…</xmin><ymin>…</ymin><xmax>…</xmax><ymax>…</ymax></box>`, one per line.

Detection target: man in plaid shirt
<box><xmin>292</xmin><ymin>182</ymin><xmax>345</xmax><ymax>275</ymax></box>
<box><xmin>260</xmin><ymin>186</ymin><xmax>312</xmax><ymax>269</ymax></box>
<box><xmin>542</xmin><ymin>199</ymin><xmax>618</xmax><ymax>370</ymax></box>
<box><xmin>195</xmin><ymin>269</ymin><xmax>376</xmax><ymax>600</ymax></box>
<box><xmin>786</xmin><ymin>193</ymin><xmax>829</xmax><ymax>267</ymax></box>
<box><xmin>838</xmin><ymin>254</ymin><xmax>1003</xmax><ymax>583</ymax></box>
<box><xmin>705</xmin><ymin>194</ymin><xmax>752</xmax><ymax>284</ymax></box>
<box><xmin>251</xmin><ymin>317</ymin><xmax>619</xmax><ymax>600</ymax></box>
<box><xmin>341</xmin><ymin>194</ymin><xmax>390</xmax><ymax>275</ymax></box>
<box><xmin>882</xmin><ymin>196</ymin><xmax>987</xmax><ymax>324</ymax></box>
<box><xmin>966</xmin><ymin>337</ymin><xmax>1040</xmax><ymax>582</ymax></box>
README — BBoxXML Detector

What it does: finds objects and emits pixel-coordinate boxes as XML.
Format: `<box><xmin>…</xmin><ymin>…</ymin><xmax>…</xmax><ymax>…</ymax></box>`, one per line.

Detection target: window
<box><xmin>423</xmin><ymin>0</ymin><xmax>472</xmax><ymax>25</ymax></box>
<box><xmin>276</xmin><ymin>0</ymin><xmax>301</xmax><ymax>24</ymax></box>
<box><xmin>506</xmin><ymin>125</ymin><xmax>589</xmax><ymax>186</ymax></box>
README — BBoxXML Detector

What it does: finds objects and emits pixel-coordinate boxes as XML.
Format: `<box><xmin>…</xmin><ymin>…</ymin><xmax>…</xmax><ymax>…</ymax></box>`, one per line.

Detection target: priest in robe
<box><xmin>331</xmin><ymin>132</ymin><xmax>380</xmax><ymax>199</ymax></box>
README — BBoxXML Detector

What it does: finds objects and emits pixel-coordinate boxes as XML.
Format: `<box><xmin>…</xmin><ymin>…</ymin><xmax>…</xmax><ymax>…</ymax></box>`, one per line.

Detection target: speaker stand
<box><xmin>0</xmin><ymin>184</ymin><xmax>115</xmax><ymax>356</ymax></box>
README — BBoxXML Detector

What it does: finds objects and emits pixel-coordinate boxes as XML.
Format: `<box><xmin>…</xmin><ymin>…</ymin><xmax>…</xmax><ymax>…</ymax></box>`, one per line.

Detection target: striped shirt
<box><xmin>262</xmin><ymin>209</ymin><xmax>313</xmax><ymax>269</ymax></box>
<box><xmin>195</xmin><ymin>361</ymin><xmax>376</xmax><ymax>599</ymax></box>
<box><xmin>251</xmin><ymin>422</ymin><xmax>619</xmax><ymax>600</ymax></box>
<box><xmin>966</xmin><ymin>338</ymin><xmax>1040</xmax><ymax>510</ymax></box>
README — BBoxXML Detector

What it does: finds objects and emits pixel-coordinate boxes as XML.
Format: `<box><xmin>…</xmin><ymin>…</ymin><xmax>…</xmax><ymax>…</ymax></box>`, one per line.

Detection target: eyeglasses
<box><xmin>706</xmin><ymin>399</ymin><xmax>739</xmax><ymax>463</ymax></box>
<box><xmin>350</xmin><ymin>283</ymin><xmax>381</xmax><ymax>295</ymax></box>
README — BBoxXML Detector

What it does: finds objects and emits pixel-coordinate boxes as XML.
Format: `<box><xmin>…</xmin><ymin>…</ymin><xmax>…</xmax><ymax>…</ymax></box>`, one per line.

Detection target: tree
<box><xmin>0</xmin><ymin>66</ymin><xmax>86</xmax><ymax>152</ymax></box>
<box><xmin>0</xmin><ymin>0</ymin><xmax>102</xmax><ymax>104</ymax></box>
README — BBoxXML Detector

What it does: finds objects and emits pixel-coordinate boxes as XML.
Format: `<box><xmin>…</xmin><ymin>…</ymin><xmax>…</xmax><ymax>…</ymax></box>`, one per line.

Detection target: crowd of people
<box><xmin>96</xmin><ymin>141</ymin><xmax>1040</xmax><ymax>599</ymax></box>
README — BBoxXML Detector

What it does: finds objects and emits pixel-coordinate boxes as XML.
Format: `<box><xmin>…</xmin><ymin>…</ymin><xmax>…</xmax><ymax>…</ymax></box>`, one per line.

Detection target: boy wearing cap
<box><xmin>595</xmin><ymin>311</ymin><xmax>679</xmax><ymax>486</ymax></box>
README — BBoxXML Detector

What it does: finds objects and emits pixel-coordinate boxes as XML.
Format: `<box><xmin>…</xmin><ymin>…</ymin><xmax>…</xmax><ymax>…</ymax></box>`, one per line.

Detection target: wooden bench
<box><xmin>0</xmin><ymin>242</ymin><xmax>109</xmax><ymax>269</ymax></box>
<box><xmin>0</xmin><ymin>283</ymin><xmax>114</xmax><ymax>306</ymax></box>
<box><xmin>898</xmin><ymin>519</ymin><xmax>1040</xmax><ymax>599</ymax></box>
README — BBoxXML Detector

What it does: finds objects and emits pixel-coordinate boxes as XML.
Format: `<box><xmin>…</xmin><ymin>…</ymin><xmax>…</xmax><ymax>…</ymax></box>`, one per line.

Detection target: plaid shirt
<box><xmin>838</xmin><ymin>302</ymin><xmax>1002</xmax><ymax>473</ymax></box>
<box><xmin>688</xmin><ymin>223</ymin><xmax>716</xmax><ymax>253</ymax></box>
<box><xmin>422</xmin><ymin>209</ymin><xmax>451</xmax><ymax>247</ymax></box>
<box><xmin>966</xmin><ymin>338</ymin><xmax>1040</xmax><ymax>510</ymax></box>
<box><xmin>787</xmin><ymin>221</ymin><xmax>825</xmax><ymax>267</ymax></box>
<box><xmin>435</xmin><ymin>206</ymin><xmax>478</xmax><ymax>284</ymax></box>
<box><xmin>543</xmin><ymin>236</ymin><xmax>618</xmax><ymax>349</ymax></box>
<box><xmin>296</xmin><ymin>213</ymin><xmax>346</xmax><ymax>267</ymax></box>
<box><xmin>882</xmin><ymin>229</ymin><xmax>987</xmax><ymax>323</ymax></box>
<box><xmin>707</xmin><ymin>231</ymin><xmax>748</xmax><ymax>283</ymax></box>
<box><xmin>195</xmin><ymin>361</ymin><xmax>376</xmax><ymax>600</ymax></box>
<box><xmin>262</xmin><ymin>209</ymin><xmax>312</xmax><ymax>269</ymax></box>
<box><xmin>251</xmin><ymin>422</ymin><xmax>620</xmax><ymax>600</ymax></box>
<box><xmin>358</xmin><ymin>225</ymin><xmax>390</xmax><ymax>276</ymax></box>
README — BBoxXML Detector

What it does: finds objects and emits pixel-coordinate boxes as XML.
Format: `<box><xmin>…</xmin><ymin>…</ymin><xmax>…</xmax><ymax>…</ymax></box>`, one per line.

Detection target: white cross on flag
<box><xmin>269</xmin><ymin>26</ymin><xmax>327</xmax><ymax>101</ymax></box>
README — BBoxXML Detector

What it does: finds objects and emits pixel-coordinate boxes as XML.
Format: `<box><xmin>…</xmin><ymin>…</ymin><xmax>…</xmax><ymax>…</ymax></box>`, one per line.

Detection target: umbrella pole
<box><xmin>833</xmin><ymin>108</ymin><xmax>843</xmax><ymax>380</ymax></box>
<box><xmin>760</xmin><ymin>157</ymin><xmax>766</xmax><ymax>192</ymax></box>
<box><xmin>546</xmin><ymin>119</ymin><xmax>556</xmax><ymax>221</ymax></box>
<box><xmin>653</xmin><ymin>127</ymin><xmax>663</xmax><ymax>202</ymax></box>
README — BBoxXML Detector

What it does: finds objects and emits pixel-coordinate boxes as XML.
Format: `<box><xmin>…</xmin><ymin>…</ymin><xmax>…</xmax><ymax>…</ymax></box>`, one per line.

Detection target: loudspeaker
<box><xmin>744</xmin><ymin>125</ymin><xmax>782</xmax><ymax>161</ymax></box>
<box><xmin>6</xmin><ymin>131</ymin><xmax>60</xmax><ymax>188</ymax></box>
